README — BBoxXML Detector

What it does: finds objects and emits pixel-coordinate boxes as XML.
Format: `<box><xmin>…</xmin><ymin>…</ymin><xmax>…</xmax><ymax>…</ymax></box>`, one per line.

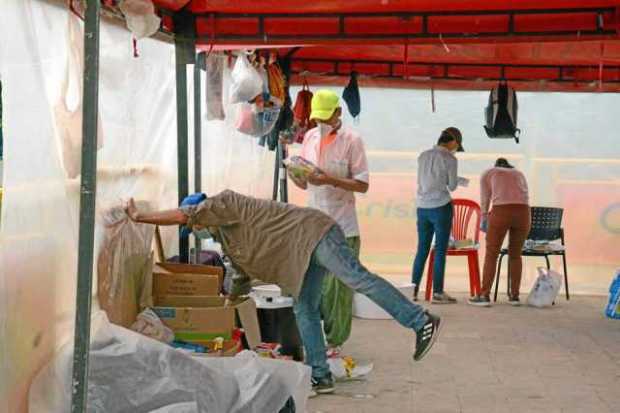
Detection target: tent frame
<box><xmin>67</xmin><ymin>1</ymin><xmax>619</xmax><ymax>411</ymax></box>
<box><xmin>159</xmin><ymin>6</ymin><xmax>619</xmax><ymax>44</ymax></box>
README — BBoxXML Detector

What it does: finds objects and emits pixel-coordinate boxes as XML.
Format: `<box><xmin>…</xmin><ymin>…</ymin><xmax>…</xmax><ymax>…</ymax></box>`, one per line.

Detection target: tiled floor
<box><xmin>307</xmin><ymin>295</ymin><xmax>619</xmax><ymax>413</ymax></box>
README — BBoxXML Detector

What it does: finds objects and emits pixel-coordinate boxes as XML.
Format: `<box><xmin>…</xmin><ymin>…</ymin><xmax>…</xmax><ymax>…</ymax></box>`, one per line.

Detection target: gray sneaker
<box><xmin>468</xmin><ymin>295</ymin><xmax>491</xmax><ymax>307</ymax></box>
<box><xmin>432</xmin><ymin>292</ymin><xmax>457</xmax><ymax>304</ymax></box>
<box><xmin>309</xmin><ymin>374</ymin><xmax>335</xmax><ymax>398</ymax></box>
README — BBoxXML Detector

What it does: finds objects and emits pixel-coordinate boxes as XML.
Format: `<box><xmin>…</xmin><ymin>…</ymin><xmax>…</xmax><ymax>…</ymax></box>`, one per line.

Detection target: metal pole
<box><xmin>278</xmin><ymin>142</ymin><xmax>288</xmax><ymax>202</ymax></box>
<box><xmin>272</xmin><ymin>143</ymin><xmax>280</xmax><ymax>201</ymax></box>
<box><xmin>194</xmin><ymin>53</ymin><xmax>203</xmax><ymax>195</ymax></box>
<box><xmin>70</xmin><ymin>0</ymin><xmax>100</xmax><ymax>411</ymax></box>
<box><xmin>174</xmin><ymin>13</ymin><xmax>195</xmax><ymax>263</ymax></box>
<box><xmin>175</xmin><ymin>39</ymin><xmax>190</xmax><ymax>263</ymax></box>
<box><xmin>193</xmin><ymin>52</ymin><xmax>203</xmax><ymax>262</ymax></box>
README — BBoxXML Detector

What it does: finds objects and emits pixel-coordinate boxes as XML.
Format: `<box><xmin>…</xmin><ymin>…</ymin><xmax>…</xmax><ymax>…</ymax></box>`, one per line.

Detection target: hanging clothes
<box><xmin>342</xmin><ymin>72</ymin><xmax>361</xmax><ymax>118</ymax></box>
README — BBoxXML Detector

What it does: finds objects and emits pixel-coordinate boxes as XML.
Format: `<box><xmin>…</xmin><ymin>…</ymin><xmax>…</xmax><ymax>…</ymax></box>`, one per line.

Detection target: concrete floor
<box><xmin>307</xmin><ymin>295</ymin><xmax>620</xmax><ymax>413</ymax></box>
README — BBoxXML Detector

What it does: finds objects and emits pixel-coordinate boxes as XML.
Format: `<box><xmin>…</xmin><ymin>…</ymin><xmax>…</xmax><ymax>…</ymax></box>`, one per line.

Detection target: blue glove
<box><xmin>480</xmin><ymin>217</ymin><xmax>489</xmax><ymax>233</ymax></box>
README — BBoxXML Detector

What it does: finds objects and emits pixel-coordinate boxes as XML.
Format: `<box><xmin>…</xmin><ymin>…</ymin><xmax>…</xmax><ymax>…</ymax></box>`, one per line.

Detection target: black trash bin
<box><xmin>252</xmin><ymin>285</ymin><xmax>304</xmax><ymax>362</ymax></box>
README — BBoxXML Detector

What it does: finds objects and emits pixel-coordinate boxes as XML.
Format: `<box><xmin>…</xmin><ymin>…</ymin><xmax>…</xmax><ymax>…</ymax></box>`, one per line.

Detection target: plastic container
<box><xmin>251</xmin><ymin>285</ymin><xmax>303</xmax><ymax>361</ymax></box>
<box><xmin>353</xmin><ymin>282</ymin><xmax>416</xmax><ymax>320</ymax></box>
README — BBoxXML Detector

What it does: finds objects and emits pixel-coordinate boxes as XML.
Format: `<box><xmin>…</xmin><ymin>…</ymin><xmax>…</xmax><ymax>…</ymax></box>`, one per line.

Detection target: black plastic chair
<box><xmin>493</xmin><ymin>207</ymin><xmax>569</xmax><ymax>302</ymax></box>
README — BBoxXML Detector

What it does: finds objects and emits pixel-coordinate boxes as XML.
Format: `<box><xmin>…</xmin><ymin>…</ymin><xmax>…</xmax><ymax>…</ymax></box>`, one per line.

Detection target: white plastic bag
<box><xmin>229</xmin><ymin>54</ymin><xmax>263</xmax><ymax>104</ymax></box>
<box><xmin>119</xmin><ymin>0</ymin><xmax>161</xmax><ymax>39</ymax></box>
<box><xmin>527</xmin><ymin>267</ymin><xmax>563</xmax><ymax>308</ymax></box>
<box><xmin>29</xmin><ymin>312</ymin><xmax>311</xmax><ymax>413</ymax></box>
<box><xmin>328</xmin><ymin>356</ymin><xmax>374</xmax><ymax>381</ymax></box>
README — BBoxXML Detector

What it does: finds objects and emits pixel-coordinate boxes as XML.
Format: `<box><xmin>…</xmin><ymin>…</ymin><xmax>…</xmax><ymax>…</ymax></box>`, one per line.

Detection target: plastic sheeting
<box><xmin>28</xmin><ymin>312</ymin><xmax>310</xmax><ymax>413</ymax></box>
<box><xmin>0</xmin><ymin>1</ymin><xmax>274</xmax><ymax>411</ymax></box>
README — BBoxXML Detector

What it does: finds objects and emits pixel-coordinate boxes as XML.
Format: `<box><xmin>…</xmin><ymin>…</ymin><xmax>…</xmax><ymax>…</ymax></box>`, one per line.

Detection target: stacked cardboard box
<box><xmin>151</xmin><ymin>262</ymin><xmax>261</xmax><ymax>355</ymax></box>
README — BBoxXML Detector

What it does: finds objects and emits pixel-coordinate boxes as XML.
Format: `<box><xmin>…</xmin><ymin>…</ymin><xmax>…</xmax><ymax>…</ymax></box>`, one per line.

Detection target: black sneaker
<box><xmin>468</xmin><ymin>295</ymin><xmax>491</xmax><ymax>307</ymax></box>
<box><xmin>310</xmin><ymin>374</ymin><xmax>335</xmax><ymax>397</ymax></box>
<box><xmin>432</xmin><ymin>292</ymin><xmax>457</xmax><ymax>304</ymax></box>
<box><xmin>413</xmin><ymin>312</ymin><xmax>442</xmax><ymax>361</ymax></box>
<box><xmin>508</xmin><ymin>296</ymin><xmax>521</xmax><ymax>306</ymax></box>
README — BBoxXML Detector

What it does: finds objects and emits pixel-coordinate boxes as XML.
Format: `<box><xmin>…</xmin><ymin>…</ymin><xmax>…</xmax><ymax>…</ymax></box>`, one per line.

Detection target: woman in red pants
<box><xmin>469</xmin><ymin>158</ymin><xmax>531</xmax><ymax>307</ymax></box>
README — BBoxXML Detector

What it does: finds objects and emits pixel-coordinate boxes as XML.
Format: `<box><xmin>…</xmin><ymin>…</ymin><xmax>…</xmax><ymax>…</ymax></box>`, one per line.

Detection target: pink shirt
<box><xmin>300</xmin><ymin>126</ymin><xmax>369</xmax><ymax>237</ymax></box>
<box><xmin>480</xmin><ymin>167</ymin><xmax>529</xmax><ymax>215</ymax></box>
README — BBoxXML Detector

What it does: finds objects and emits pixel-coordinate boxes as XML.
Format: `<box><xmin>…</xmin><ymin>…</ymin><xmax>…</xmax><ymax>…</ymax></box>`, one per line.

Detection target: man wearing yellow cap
<box><xmin>289</xmin><ymin>89</ymin><xmax>369</xmax><ymax>357</ymax></box>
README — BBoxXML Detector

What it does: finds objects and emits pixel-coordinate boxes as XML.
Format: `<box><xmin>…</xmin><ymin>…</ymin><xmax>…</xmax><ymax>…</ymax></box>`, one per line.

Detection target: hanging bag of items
<box><xmin>232</xmin><ymin>52</ymin><xmax>281</xmax><ymax>137</ymax></box>
<box><xmin>229</xmin><ymin>53</ymin><xmax>263</xmax><ymax>104</ymax></box>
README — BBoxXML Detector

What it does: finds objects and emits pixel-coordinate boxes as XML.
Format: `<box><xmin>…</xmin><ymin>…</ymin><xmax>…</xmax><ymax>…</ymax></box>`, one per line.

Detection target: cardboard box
<box><xmin>153</xmin><ymin>296</ymin><xmax>261</xmax><ymax>349</ymax></box>
<box><xmin>152</xmin><ymin>262</ymin><xmax>223</xmax><ymax>298</ymax></box>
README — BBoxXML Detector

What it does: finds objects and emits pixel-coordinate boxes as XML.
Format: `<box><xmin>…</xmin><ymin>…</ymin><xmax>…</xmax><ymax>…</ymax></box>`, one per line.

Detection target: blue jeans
<box><xmin>294</xmin><ymin>225</ymin><xmax>429</xmax><ymax>379</ymax></box>
<box><xmin>412</xmin><ymin>202</ymin><xmax>453</xmax><ymax>294</ymax></box>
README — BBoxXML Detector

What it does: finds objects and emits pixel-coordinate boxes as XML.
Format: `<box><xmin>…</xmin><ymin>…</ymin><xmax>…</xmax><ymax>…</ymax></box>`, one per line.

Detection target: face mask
<box><xmin>193</xmin><ymin>227</ymin><xmax>212</xmax><ymax>240</ymax></box>
<box><xmin>318</xmin><ymin>122</ymin><xmax>333</xmax><ymax>138</ymax></box>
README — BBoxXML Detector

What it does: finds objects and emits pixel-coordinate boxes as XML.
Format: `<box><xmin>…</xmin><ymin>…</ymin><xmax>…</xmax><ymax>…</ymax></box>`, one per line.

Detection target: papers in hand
<box><xmin>457</xmin><ymin>176</ymin><xmax>470</xmax><ymax>187</ymax></box>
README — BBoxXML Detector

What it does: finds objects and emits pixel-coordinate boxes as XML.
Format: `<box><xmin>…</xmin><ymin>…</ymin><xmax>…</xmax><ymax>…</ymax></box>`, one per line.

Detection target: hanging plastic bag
<box><xmin>604</xmin><ymin>270</ymin><xmax>620</xmax><ymax>319</ymax></box>
<box><xmin>205</xmin><ymin>54</ymin><xmax>226</xmax><ymax>121</ymax></box>
<box><xmin>119</xmin><ymin>0</ymin><xmax>161</xmax><ymax>39</ymax></box>
<box><xmin>527</xmin><ymin>267</ymin><xmax>563</xmax><ymax>308</ymax></box>
<box><xmin>54</xmin><ymin>14</ymin><xmax>104</xmax><ymax>179</ymax></box>
<box><xmin>235</xmin><ymin>102</ymin><xmax>280</xmax><ymax>137</ymax></box>
<box><xmin>342</xmin><ymin>71</ymin><xmax>361</xmax><ymax>118</ymax></box>
<box><xmin>229</xmin><ymin>54</ymin><xmax>264</xmax><ymax>104</ymax></box>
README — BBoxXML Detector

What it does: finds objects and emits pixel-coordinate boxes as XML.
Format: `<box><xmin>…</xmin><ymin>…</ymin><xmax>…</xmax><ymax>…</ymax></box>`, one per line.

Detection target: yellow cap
<box><xmin>310</xmin><ymin>89</ymin><xmax>340</xmax><ymax>121</ymax></box>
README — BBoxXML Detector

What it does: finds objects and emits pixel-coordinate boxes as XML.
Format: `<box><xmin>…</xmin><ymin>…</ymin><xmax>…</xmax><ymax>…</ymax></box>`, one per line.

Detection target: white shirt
<box><xmin>300</xmin><ymin>126</ymin><xmax>369</xmax><ymax>237</ymax></box>
<box><xmin>416</xmin><ymin>145</ymin><xmax>458</xmax><ymax>209</ymax></box>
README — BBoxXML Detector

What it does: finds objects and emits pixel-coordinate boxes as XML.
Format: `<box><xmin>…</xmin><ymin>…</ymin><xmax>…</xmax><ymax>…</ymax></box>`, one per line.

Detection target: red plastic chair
<box><xmin>424</xmin><ymin>199</ymin><xmax>482</xmax><ymax>301</ymax></box>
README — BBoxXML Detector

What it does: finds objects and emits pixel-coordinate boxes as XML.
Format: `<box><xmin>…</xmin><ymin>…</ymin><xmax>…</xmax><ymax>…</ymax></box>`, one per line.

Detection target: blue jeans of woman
<box><xmin>411</xmin><ymin>202</ymin><xmax>454</xmax><ymax>294</ymax></box>
<box><xmin>294</xmin><ymin>225</ymin><xmax>429</xmax><ymax>379</ymax></box>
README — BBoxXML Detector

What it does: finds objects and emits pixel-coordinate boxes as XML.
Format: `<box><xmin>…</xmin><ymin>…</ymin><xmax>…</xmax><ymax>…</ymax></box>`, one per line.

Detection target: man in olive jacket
<box><xmin>126</xmin><ymin>189</ymin><xmax>442</xmax><ymax>396</ymax></box>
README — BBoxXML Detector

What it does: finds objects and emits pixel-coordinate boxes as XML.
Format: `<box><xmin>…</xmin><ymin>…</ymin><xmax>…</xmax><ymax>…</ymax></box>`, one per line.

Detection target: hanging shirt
<box><xmin>480</xmin><ymin>167</ymin><xmax>529</xmax><ymax>215</ymax></box>
<box><xmin>416</xmin><ymin>145</ymin><xmax>458</xmax><ymax>209</ymax></box>
<box><xmin>300</xmin><ymin>126</ymin><xmax>369</xmax><ymax>237</ymax></box>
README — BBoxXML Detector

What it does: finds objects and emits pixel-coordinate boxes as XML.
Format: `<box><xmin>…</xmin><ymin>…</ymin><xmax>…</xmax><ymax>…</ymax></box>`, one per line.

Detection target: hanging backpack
<box><xmin>484</xmin><ymin>81</ymin><xmax>521</xmax><ymax>143</ymax></box>
<box><xmin>293</xmin><ymin>79</ymin><xmax>313</xmax><ymax>128</ymax></box>
<box><xmin>342</xmin><ymin>71</ymin><xmax>361</xmax><ymax>118</ymax></box>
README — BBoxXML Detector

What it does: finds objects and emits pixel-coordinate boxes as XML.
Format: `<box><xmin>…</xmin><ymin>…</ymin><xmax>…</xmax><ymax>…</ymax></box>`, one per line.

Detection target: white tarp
<box><xmin>29</xmin><ymin>312</ymin><xmax>310</xmax><ymax>413</ymax></box>
<box><xmin>0</xmin><ymin>1</ymin><xmax>275</xmax><ymax>411</ymax></box>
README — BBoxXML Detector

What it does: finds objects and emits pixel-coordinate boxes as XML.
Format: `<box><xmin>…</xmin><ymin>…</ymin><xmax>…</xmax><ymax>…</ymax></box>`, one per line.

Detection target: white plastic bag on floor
<box><xmin>328</xmin><ymin>356</ymin><xmax>374</xmax><ymax>381</ymax></box>
<box><xmin>29</xmin><ymin>312</ymin><xmax>311</xmax><ymax>413</ymax></box>
<box><xmin>527</xmin><ymin>267</ymin><xmax>563</xmax><ymax>308</ymax></box>
<box><xmin>229</xmin><ymin>54</ymin><xmax>263</xmax><ymax>104</ymax></box>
